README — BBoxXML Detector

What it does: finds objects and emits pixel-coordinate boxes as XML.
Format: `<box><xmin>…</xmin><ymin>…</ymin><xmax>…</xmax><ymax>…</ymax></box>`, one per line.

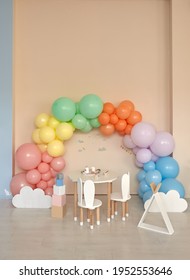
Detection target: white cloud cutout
<box><xmin>12</xmin><ymin>186</ymin><xmax>52</xmax><ymax>208</ymax></box>
<box><xmin>144</xmin><ymin>190</ymin><xmax>188</xmax><ymax>213</ymax></box>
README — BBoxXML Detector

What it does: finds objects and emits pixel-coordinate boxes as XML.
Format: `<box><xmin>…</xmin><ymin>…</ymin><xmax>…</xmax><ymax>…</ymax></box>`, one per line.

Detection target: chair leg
<box><xmin>114</xmin><ymin>201</ymin><xmax>118</xmax><ymax>215</ymax></box>
<box><xmin>90</xmin><ymin>210</ymin><xmax>94</xmax><ymax>229</ymax></box>
<box><xmin>125</xmin><ymin>201</ymin><xmax>129</xmax><ymax>217</ymax></box>
<box><xmin>111</xmin><ymin>200</ymin><xmax>115</xmax><ymax>219</ymax></box>
<box><xmin>87</xmin><ymin>209</ymin><xmax>90</xmax><ymax>222</ymax></box>
<box><xmin>122</xmin><ymin>202</ymin><xmax>126</xmax><ymax>221</ymax></box>
<box><xmin>80</xmin><ymin>208</ymin><xmax>84</xmax><ymax>226</ymax></box>
<box><xmin>96</xmin><ymin>207</ymin><xmax>100</xmax><ymax>225</ymax></box>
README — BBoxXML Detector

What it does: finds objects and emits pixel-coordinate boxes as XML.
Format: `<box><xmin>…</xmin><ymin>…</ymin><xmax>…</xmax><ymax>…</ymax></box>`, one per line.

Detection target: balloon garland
<box><xmin>10</xmin><ymin>93</ymin><xmax>185</xmax><ymax>203</ymax></box>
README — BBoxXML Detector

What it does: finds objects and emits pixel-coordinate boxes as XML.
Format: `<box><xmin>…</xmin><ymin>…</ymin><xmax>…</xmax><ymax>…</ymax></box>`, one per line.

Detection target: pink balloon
<box><xmin>150</xmin><ymin>131</ymin><xmax>175</xmax><ymax>157</ymax></box>
<box><xmin>47</xmin><ymin>178</ymin><xmax>55</xmax><ymax>187</ymax></box>
<box><xmin>10</xmin><ymin>172</ymin><xmax>35</xmax><ymax>196</ymax></box>
<box><xmin>50</xmin><ymin>168</ymin><xmax>58</xmax><ymax>178</ymax></box>
<box><xmin>44</xmin><ymin>187</ymin><xmax>53</xmax><ymax>196</ymax></box>
<box><xmin>26</xmin><ymin>169</ymin><xmax>41</xmax><ymax>184</ymax></box>
<box><xmin>41</xmin><ymin>171</ymin><xmax>52</xmax><ymax>181</ymax></box>
<box><xmin>42</xmin><ymin>151</ymin><xmax>53</xmax><ymax>163</ymax></box>
<box><xmin>36</xmin><ymin>180</ymin><xmax>48</xmax><ymax>190</ymax></box>
<box><xmin>16</xmin><ymin>143</ymin><xmax>41</xmax><ymax>170</ymax></box>
<box><xmin>37</xmin><ymin>162</ymin><xmax>50</xmax><ymax>174</ymax></box>
<box><xmin>50</xmin><ymin>157</ymin><xmax>66</xmax><ymax>172</ymax></box>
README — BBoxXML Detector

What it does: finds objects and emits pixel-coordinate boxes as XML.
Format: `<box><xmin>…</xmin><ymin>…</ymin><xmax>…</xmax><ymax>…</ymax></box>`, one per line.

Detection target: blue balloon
<box><xmin>145</xmin><ymin>170</ymin><xmax>162</xmax><ymax>186</ymax></box>
<box><xmin>155</xmin><ymin>156</ymin><xmax>179</xmax><ymax>179</ymax></box>
<box><xmin>139</xmin><ymin>179</ymin><xmax>151</xmax><ymax>193</ymax></box>
<box><xmin>143</xmin><ymin>160</ymin><xmax>155</xmax><ymax>172</ymax></box>
<box><xmin>159</xmin><ymin>178</ymin><xmax>185</xmax><ymax>198</ymax></box>
<box><xmin>138</xmin><ymin>186</ymin><xmax>144</xmax><ymax>198</ymax></box>
<box><xmin>136</xmin><ymin>170</ymin><xmax>146</xmax><ymax>182</ymax></box>
<box><xmin>143</xmin><ymin>190</ymin><xmax>153</xmax><ymax>203</ymax></box>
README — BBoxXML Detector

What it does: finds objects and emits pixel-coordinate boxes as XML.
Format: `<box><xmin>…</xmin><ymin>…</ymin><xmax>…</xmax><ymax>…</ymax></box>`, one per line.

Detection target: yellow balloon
<box><xmin>48</xmin><ymin>116</ymin><xmax>60</xmax><ymax>129</ymax></box>
<box><xmin>32</xmin><ymin>128</ymin><xmax>42</xmax><ymax>144</ymax></box>
<box><xmin>39</xmin><ymin>126</ymin><xmax>55</xmax><ymax>143</ymax></box>
<box><xmin>56</xmin><ymin>122</ymin><xmax>74</xmax><ymax>141</ymax></box>
<box><xmin>47</xmin><ymin>139</ymin><xmax>65</xmax><ymax>157</ymax></box>
<box><xmin>37</xmin><ymin>143</ymin><xmax>47</xmax><ymax>153</ymax></box>
<box><xmin>35</xmin><ymin>113</ymin><xmax>49</xmax><ymax>128</ymax></box>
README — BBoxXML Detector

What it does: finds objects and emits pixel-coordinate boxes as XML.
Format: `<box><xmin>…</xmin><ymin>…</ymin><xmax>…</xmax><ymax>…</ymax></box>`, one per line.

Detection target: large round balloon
<box><xmin>150</xmin><ymin>131</ymin><xmax>175</xmax><ymax>157</ymax></box>
<box><xmin>79</xmin><ymin>94</ymin><xmax>103</xmax><ymax>119</ymax></box>
<box><xmin>159</xmin><ymin>178</ymin><xmax>185</xmax><ymax>197</ymax></box>
<box><xmin>16</xmin><ymin>143</ymin><xmax>41</xmax><ymax>170</ymax></box>
<box><xmin>131</xmin><ymin>122</ymin><xmax>156</xmax><ymax>148</ymax></box>
<box><xmin>10</xmin><ymin>172</ymin><xmax>35</xmax><ymax>196</ymax></box>
<box><xmin>51</xmin><ymin>97</ymin><xmax>76</xmax><ymax>122</ymax></box>
<box><xmin>155</xmin><ymin>156</ymin><xmax>179</xmax><ymax>179</ymax></box>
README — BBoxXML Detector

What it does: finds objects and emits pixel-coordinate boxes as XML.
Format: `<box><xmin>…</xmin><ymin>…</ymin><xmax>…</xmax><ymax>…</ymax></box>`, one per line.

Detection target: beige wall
<box><xmin>14</xmin><ymin>0</ymin><xmax>186</xmax><ymax>194</ymax></box>
<box><xmin>172</xmin><ymin>0</ymin><xmax>190</xmax><ymax>197</ymax></box>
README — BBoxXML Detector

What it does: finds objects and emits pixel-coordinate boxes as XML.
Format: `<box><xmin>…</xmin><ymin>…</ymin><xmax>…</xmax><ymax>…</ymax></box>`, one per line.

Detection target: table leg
<box><xmin>107</xmin><ymin>182</ymin><xmax>112</xmax><ymax>222</ymax></box>
<box><xmin>73</xmin><ymin>182</ymin><xmax>78</xmax><ymax>221</ymax></box>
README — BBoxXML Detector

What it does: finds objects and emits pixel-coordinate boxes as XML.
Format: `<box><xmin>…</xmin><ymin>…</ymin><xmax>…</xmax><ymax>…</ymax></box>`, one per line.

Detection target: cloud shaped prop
<box><xmin>12</xmin><ymin>186</ymin><xmax>52</xmax><ymax>208</ymax></box>
<box><xmin>144</xmin><ymin>190</ymin><xmax>188</xmax><ymax>212</ymax></box>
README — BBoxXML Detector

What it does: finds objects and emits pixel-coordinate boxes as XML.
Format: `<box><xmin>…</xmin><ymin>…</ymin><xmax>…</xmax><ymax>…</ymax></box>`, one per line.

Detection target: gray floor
<box><xmin>0</xmin><ymin>195</ymin><xmax>190</xmax><ymax>260</ymax></box>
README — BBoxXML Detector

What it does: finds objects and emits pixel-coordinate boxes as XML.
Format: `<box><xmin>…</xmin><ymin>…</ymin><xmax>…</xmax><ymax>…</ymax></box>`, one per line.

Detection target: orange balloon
<box><xmin>115</xmin><ymin>119</ymin><xmax>127</xmax><ymax>131</ymax></box>
<box><xmin>119</xmin><ymin>100</ymin><xmax>135</xmax><ymax>112</ymax></box>
<box><xmin>99</xmin><ymin>124</ymin><xmax>115</xmax><ymax>136</ymax></box>
<box><xmin>116</xmin><ymin>105</ymin><xmax>131</xmax><ymax>119</ymax></box>
<box><xmin>124</xmin><ymin>124</ymin><xmax>133</xmax><ymax>135</ymax></box>
<box><xmin>110</xmin><ymin>113</ymin><xmax>118</xmax><ymax>125</ymax></box>
<box><xmin>103</xmin><ymin>102</ymin><xmax>115</xmax><ymax>115</ymax></box>
<box><xmin>98</xmin><ymin>112</ymin><xmax>110</xmax><ymax>125</ymax></box>
<box><xmin>127</xmin><ymin>111</ymin><xmax>142</xmax><ymax>125</ymax></box>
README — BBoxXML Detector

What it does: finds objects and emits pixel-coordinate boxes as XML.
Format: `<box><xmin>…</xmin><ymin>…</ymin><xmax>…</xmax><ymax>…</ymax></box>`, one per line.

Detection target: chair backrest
<box><xmin>77</xmin><ymin>177</ymin><xmax>83</xmax><ymax>204</ymax></box>
<box><xmin>84</xmin><ymin>180</ymin><xmax>95</xmax><ymax>208</ymax></box>
<box><xmin>121</xmin><ymin>172</ymin><xmax>130</xmax><ymax>200</ymax></box>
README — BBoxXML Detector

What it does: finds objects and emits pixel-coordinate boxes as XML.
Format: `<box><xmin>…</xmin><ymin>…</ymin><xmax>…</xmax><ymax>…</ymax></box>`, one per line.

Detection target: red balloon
<box><xmin>42</xmin><ymin>151</ymin><xmax>53</xmax><ymax>163</ymax></box>
<box><xmin>26</xmin><ymin>169</ymin><xmax>41</xmax><ymax>184</ymax></box>
<box><xmin>44</xmin><ymin>187</ymin><xmax>53</xmax><ymax>196</ymax></box>
<box><xmin>36</xmin><ymin>180</ymin><xmax>48</xmax><ymax>190</ymax></box>
<box><xmin>16</xmin><ymin>143</ymin><xmax>41</xmax><ymax>170</ymax></box>
<box><xmin>37</xmin><ymin>162</ymin><xmax>50</xmax><ymax>174</ymax></box>
<box><xmin>10</xmin><ymin>172</ymin><xmax>35</xmax><ymax>196</ymax></box>
<box><xmin>41</xmin><ymin>171</ymin><xmax>52</xmax><ymax>181</ymax></box>
<box><xmin>50</xmin><ymin>157</ymin><xmax>66</xmax><ymax>172</ymax></box>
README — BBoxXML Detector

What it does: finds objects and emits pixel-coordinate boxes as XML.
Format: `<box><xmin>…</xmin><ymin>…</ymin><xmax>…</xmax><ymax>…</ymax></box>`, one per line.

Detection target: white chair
<box><xmin>77</xmin><ymin>179</ymin><xmax>102</xmax><ymax>229</ymax></box>
<box><xmin>110</xmin><ymin>172</ymin><xmax>131</xmax><ymax>221</ymax></box>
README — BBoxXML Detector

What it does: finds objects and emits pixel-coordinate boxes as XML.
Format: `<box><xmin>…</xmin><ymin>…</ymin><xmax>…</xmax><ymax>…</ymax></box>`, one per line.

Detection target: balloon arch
<box><xmin>10</xmin><ymin>94</ymin><xmax>185</xmax><ymax>203</ymax></box>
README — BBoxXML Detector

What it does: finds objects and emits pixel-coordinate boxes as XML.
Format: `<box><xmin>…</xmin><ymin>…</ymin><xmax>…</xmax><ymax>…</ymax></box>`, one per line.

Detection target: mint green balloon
<box><xmin>89</xmin><ymin>118</ymin><xmax>100</xmax><ymax>128</ymax></box>
<box><xmin>81</xmin><ymin>120</ymin><xmax>93</xmax><ymax>133</ymax></box>
<box><xmin>52</xmin><ymin>97</ymin><xmax>76</xmax><ymax>122</ymax></box>
<box><xmin>72</xmin><ymin>114</ymin><xmax>87</xmax><ymax>129</ymax></box>
<box><xmin>79</xmin><ymin>94</ymin><xmax>103</xmax><ymax>119</ymax></box>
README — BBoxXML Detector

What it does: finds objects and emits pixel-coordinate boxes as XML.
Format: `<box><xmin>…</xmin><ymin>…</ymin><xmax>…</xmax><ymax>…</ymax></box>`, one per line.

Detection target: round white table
<box><xmin>68</xmin><ymin>169</ymin><xmax>118</xmax><ymax>222</ymax></box>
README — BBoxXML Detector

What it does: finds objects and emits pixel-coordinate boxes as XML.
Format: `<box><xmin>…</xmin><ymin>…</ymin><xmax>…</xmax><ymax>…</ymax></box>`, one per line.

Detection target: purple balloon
<box><xmin>150</xmin><ymin>131</ymin><xmax>175</xmax><ymax>157</ymax></box>
<box><xmin>122</xmin><ymin>135</ymin><xmax>136</xmax><ymax>149</ymax></box>
<box><xmin>131</xmin><ymin>122</ymin><xmax>156</xmax><ymax>148</ymax></box>
<box><xmin>136</xmin><ymin>148</ymin><xmax>152</xmax><ymax>163</ymax></box>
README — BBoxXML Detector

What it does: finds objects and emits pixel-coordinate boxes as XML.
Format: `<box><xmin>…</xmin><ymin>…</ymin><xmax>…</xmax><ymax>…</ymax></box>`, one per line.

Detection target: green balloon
<box><xmin>72</xmin><ymin>114</ymin><xmax>87</xmax><ymax>129</ymax></box>
<box><xmin>79</xmin><ymin>94</ymin><xmax>103</xmax><ymax>119</ymax></box>
<box><xmin>52</xmin><ymin>97</ymin><xmax>76</xmax><ymax>122</ymax></box>
<box><xmin>81</xmin><ymin>120</ymin><xmax>93</xmax><ymax>133</ymax></box>
<box><xmin>89</xmin><ymin>118</ymin><xmax>100</xmax><ymax>128</ymax></box>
